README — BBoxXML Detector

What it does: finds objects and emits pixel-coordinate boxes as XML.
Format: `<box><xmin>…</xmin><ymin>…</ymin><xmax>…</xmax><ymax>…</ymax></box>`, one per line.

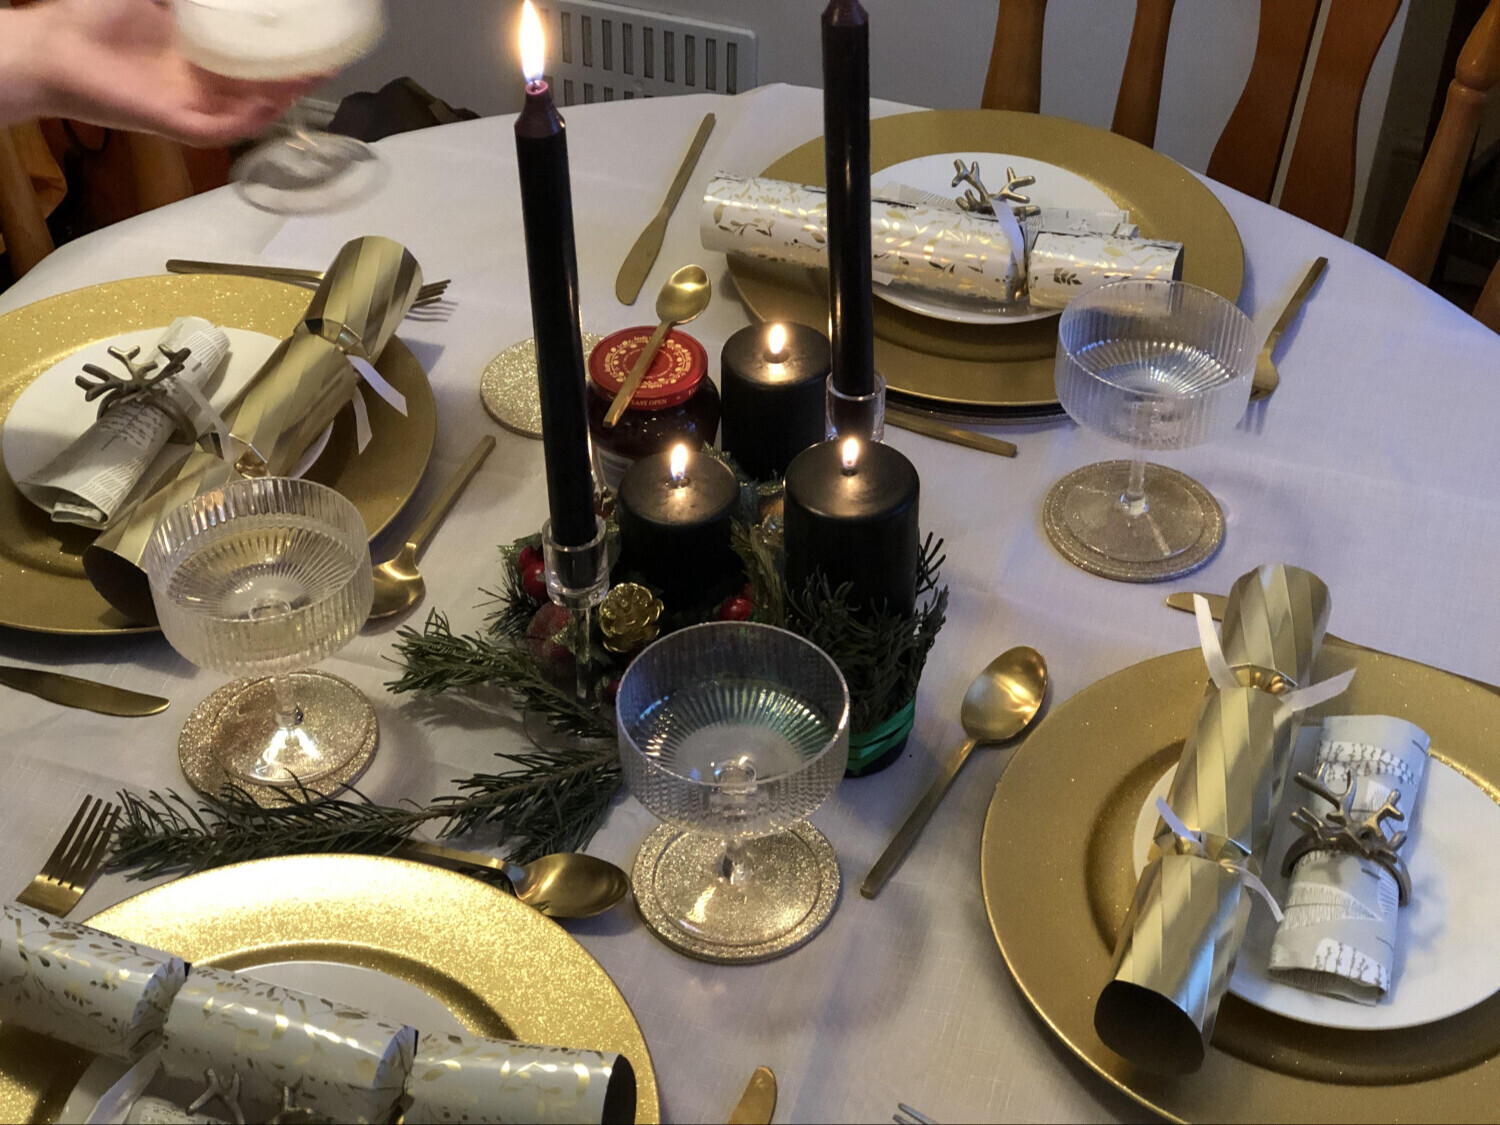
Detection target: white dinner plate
<box><xmin>1131</xmin><ymin>728</ymin><xmax>1500</xmax><ymax>1030</ymax></box>
<box><xmin>1</xmin><ymin>326</ymin><xmax>331</xmax><ymax>507</ymax></box>
<box><xmin>872</xmin><ymin>151</ymin><xmax>1120</xmax><ymax>327</ymax></box>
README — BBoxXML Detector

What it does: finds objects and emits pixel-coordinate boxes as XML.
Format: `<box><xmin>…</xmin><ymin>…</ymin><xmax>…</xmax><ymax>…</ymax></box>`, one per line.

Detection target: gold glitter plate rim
<box><xmin>983</xmin><ymin>645</ymin><xmax>1500</xmax><ymax>1122</ymax></box>
<box><xmin>0</xmin><ymin>853</ymin><xmax>660</xmax><ymax>1124</ymax></box>
<box><xmin>0</xmin><ymin>274</ymin><xmax>436</xmax><ymax>636</ymax></box>
<box><xmin>633</xmin><ymin>820</ymin><xmax>841</xmax><ymax>964</ymax></box>
<box><xmin>1042</xmin><ymin>461</ymin><xmax>1225</xmax><ymax>583</ymax></box>
<box><xmin>731</xmin><ymin>109</ymin><xmax>1245</xmax><ymax>414</ymax></box>
<box><xmin>176</xmin><ymin>671</ymin><xmax>379</xmax><ymax>806</ymax></box>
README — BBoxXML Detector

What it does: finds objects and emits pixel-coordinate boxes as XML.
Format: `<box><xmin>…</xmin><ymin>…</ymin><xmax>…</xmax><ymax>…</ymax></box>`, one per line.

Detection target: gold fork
<box><xmin>164</xmin><ymin>259</ymin><xmax>450</xmax><ymax>306</ymax></box>
<box><xmin>1250</xmin><ymin>257</ymin><xmax>1327</xmax><ymax>401</ymax></box>
<box><xmin>16</xmin><ymin>796</ymin><xmax>121</xmax><ymax>917</ymax></box>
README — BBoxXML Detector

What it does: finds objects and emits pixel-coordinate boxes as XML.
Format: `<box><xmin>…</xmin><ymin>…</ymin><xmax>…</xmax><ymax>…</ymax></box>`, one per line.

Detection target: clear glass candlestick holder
<box><xmin>826</xmin><ymin>372</ymin><xmax>886</xmax><ymax>442</ymax></box>
<box><xmin>618</xmin><ymin>622</ymin><xmax>849</xmax><ymax>963</ymax></box>
<box><xmin>143</xmin><ymin>477</ymin><xmax>375</xmax><ymax>800</ymax></box>
<box><xmin>1045</xmin><ymin>279</ymin><xmax>1256</xmax><ymax>582</ymax></box>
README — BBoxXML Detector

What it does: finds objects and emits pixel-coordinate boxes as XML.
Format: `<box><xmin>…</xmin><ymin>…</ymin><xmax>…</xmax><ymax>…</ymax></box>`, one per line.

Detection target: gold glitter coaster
<box><xmin>481</xmin><ymin>333</ymin><xmax>604</xmax><ymax>438</ymax></box>
<box><xmin>178</xmin><ymin>671</ymin><xmax>378</xmax><ymax>807</ymax></box>
<box><xmin>632</xmin><ymin>821</ymin><xmax>841</xmax><ymax>963</ymax></box>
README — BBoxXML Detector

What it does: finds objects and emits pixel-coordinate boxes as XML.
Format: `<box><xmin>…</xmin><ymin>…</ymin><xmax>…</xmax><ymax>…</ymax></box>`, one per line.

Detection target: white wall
<box><xmin>319</xmin><ymin>0</ymin><xmax>1410</xmax><ymax>236</ymax></box>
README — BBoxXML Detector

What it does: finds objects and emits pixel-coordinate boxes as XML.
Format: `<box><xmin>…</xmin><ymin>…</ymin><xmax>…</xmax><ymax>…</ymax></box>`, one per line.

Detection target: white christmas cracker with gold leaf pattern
<box><xmin>158</xmin><ymin>965</ymin><xmax>414</xmax><ymax>1123</ymax></box>
<box><xmin>1268</xmin><ymin>714</ymin><xmax>1430</xmax><ymax>1004</ymax></box>
<box><xmin>701</xmin><ymin>173</ymin><xmax>1026</xmax><ymax>304</ymax></box>
<box><xmin>1026</xmin><ymin>230</ymin><xmax>1183</xmax><ymax>310</ymax></box>
<box><xmin>403</xmin><ymin>1030</ymin><xmax>636</xmax><ymax>1124</ymax></box>
<box><xmin>0</xmin><ymin>902</ymin><xmax>186</xmax><ymax>1061</ymax></box>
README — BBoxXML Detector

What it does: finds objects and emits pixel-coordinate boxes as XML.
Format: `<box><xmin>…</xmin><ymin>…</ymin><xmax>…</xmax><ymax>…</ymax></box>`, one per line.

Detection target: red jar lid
<box><xmin>588</xmin><ymin>327</ymin><xmax>708</xmax><ymax>411</ymax></box>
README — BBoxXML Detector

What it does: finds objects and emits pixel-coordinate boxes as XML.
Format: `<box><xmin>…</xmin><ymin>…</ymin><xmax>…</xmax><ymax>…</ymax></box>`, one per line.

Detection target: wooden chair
<box><xmin>0</xmin><ymin>123</ymin><xmax>200</xmax><ymax>281</ymax></box>
<box><xmin>0</xmin><ymin>123</ymin><xmax>62</xmax><ymax>277</ymax></box>
<box><xmin>985</xmin><ymin>0</ymin><xmax>1500</xmax><ymax>333</ymax></box>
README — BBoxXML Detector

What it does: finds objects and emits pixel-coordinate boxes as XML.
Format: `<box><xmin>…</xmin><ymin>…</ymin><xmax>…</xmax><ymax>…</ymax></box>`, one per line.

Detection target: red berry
<box><xmin>521</xmin><ymin>558</ymin><xmax>548</xmax><ymax>601</ymax></box>
<box><xmin>719</xmin><ymin>594</ymin><xmax>753</xmax><ymax>621</ymax></box>
<box><xmin>603</xmin><ymin>678</ymin><xmax>622</xmax><ymax>705</ymax></box>
<box><xmin>524</xmin><ymin>603</ymin><xmax>574</xmax><ymax>675</ymax></box>
<box><xmin>518</xmin><ymin>544</ymin><xmax>542</xmax><ymax>571</ymax></box>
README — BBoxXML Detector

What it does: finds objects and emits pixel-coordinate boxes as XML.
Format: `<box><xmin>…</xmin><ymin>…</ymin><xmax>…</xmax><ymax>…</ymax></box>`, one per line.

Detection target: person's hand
<box><xmin>14</xmin><ymin>0</ymin><xmax>321</xmax><ymax>145</ymax></box>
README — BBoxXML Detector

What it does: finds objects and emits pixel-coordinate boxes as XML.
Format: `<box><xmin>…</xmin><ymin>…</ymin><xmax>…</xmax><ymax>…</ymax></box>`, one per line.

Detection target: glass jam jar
<box><xmin>587</xmin><ymin>327</ymin><xmax>721</xmax><ymax>490</ymax></box>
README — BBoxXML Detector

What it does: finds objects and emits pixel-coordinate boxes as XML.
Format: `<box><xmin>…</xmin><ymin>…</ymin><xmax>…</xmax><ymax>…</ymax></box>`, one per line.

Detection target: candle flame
<box><xmin>520</xmin><ymin>0</ymin><xmax>545</xmax><ymax>84</ymax></box>
<box><xmin>767</xmin><ymin>323</ymin><xmax>787</xmax><ymax>359</ymax></box>
<box><xmin>669</xmin><ymin>443</ymin><xmax>689</xmax><ymax>485</ymax></box>
<box><xmin>841</xmin><ymin>437</ymin><xmax>859</xmax><ymax>472</ymax></box>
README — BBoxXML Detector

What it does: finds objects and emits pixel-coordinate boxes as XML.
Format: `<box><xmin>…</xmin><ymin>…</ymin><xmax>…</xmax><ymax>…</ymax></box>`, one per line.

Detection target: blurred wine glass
<box><xmin>1047</xmin><ymin>279</ymin><xmax>1256</xmax><ymax>580</ymax></box>
<box><xmin>174</xmin><ymin>0</ymin><xmax>386</xmax><ymax>212</ymax></box>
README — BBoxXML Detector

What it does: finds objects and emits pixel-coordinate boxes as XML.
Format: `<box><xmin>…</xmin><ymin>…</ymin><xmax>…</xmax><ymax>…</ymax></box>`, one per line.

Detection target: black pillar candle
<box><xmin>515</xmin><ymin>4</ymin><xmax>596</xmax><ymax>548</ymax></box>
<box><xmin>785</xmin><ymin>438</ymin><xmax>919</xmax><ymax>615</ymax></box>
<box><xmin>720</xmin><ymin>322</ymin><xmax>832</xmax><ymax>480</ymax></box>
<box><xmin>821</xmin><ymin>0</ymin><xmax>875</xmax><ymax>398</ymax></box>
<box><xmin>617</xmin><ymin>445</ymin><xmax>740</xmax><ymax>605</ymax></box>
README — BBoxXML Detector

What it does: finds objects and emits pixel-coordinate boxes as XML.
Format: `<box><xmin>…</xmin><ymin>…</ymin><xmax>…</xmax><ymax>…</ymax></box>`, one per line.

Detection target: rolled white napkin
<box><xmin>404</xmin><ymin>1031</ymin><xmax>637</xmax><ymax>1125</ymax></box>
<box><xmin>702</xmin><ymin>173</ymin><xmax>1026</xmax><ymax>305</ymax></box>
<box><xmin>158</xmin><ymin>966</ymin><xmax>415</xmax><ymax>1124</ymax></box>
<box><xmin>18</xmin><ymin>318</ymin><xmax>230</xmax><ymax>529</ymax></box>
<box><xmin>0</xmin><ymin>902</ymin><xmax>186</xmax><ymax>1062</ymax></box>
<box><xmin>1268</xmin><ymin>714</ymin><xmax>1431</xmax><ymax>1004</ymax></box>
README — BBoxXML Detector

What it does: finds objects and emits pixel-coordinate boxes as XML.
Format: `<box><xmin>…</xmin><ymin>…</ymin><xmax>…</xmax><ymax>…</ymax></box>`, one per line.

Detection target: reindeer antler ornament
<box><xmin>75</xmin><ymin>344</ymin><xmax>193</xmax><ymax>420</ymax></box>
<box><xmin>1281</xmin><ymin>764</ymin><xmax>1412</xmax><ymax>904</ymax></box>
<box><xmin>950</xmin><ymin>159</ymin><xmax>1038</xmax><ymax>217</ymax></box>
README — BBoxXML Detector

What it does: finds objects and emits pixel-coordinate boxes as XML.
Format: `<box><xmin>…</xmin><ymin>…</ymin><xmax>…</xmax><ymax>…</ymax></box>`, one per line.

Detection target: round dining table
<box><xmin>2</xmin><ymin>84</ymin><xmax>1498</xmax><ymax>1124</ymax></box>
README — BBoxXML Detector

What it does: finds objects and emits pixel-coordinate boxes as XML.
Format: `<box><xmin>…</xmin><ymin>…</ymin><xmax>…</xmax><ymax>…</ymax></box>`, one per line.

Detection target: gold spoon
<box><xmin>368</xmin><ymin>435</ymin><xmax>496</xmax><ymax>621</ymax></box>
<box><xmin>861</xmin><ymin>646</ymin><xmax>1049</xmax><ymax>898</ymax></box>
<box><xmin>400</xmin><ymin>840</ymin><xmax>631</xmax><ymax>919</ymax></box>
<box><xmin>603</xmin><ymin>264</ymin><xmax>711</xmax><ymax>426</ymax></box>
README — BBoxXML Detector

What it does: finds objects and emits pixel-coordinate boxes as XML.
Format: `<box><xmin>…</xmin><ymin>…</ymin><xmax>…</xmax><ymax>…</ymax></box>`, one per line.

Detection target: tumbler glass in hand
<box><xmin>173</xmin><ymin>0</ymin><xmax>386</xmax><ymax>212</ymax></box>
<box><xmin>618</xmin><ymin>622</ymin><xmax>849</xmax><ymax>963</ymax></box>
<box><xmin>143</xmin><ymin>477</ymin><xmax>375</xmax><ymax>791</ymax></box>
<box><xmin>1046</xmin><ymin>279</ymin><xmax>1256</xmax><ymax>581</ymax></box>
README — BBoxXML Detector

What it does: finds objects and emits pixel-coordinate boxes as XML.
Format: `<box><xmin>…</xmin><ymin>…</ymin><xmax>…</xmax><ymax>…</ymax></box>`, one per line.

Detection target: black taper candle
<box><xmin>821</xmin><ymin>0</ymin><xmax>875</xmax><ymax>397</ymax></box>
<box><xmin>516</xmin><ymin>73</ymin><xmax>597</xmax><ymax>548</ymax></box>
<box><xmin>784</xmin><ymin>439</ymin><xmax>920</xmax><ymax>615</ymax></box>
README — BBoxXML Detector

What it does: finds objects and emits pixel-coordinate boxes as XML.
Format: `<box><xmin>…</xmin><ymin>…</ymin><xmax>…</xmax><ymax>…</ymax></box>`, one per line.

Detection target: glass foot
<box><xmin>178</xmin><ymin>671</ymin><xmax>378</xmax><ymax>806</ymax></box>
<box><xmin>632</xmin><ymin>821</ymin><xmax>840</xmax><ymax>963</ymax></box>
<box><xmin>1043</xmin><ymin>460</ymin><xmax>1225</xmax><ymax>582</ymax></box>
<box><xmin>233</xmin><ymin>134</ymin><xmax>385</xmax><ymax>214</ymax></box>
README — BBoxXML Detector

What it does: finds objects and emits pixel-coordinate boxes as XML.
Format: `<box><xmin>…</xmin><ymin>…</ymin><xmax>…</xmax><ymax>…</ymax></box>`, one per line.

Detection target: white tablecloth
<box><xmin>1</xmin><ymin>84</ymin><xmax>1497</xmax><ymax>1124</ymax></box>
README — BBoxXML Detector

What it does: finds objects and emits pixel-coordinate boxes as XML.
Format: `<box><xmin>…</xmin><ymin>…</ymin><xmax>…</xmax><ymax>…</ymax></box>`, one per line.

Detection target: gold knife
<box><xmin>1164</xmin><ymin>591</ymin><xmax>1500</xmax><ymax>698</ymax></box>
<box><xmin>888</xmin><ymin>407</ymin><xmax>1018</xmax><ymax>457</ymax></box>
<box><xmin>615</xmin><ymin>113</ymin><xmax>716</xmax><ymax>306</ymax></box>
<box><xmin>0</xmin><ymin>665</ymin><xmax>169</xmax><ymax>717</ymax></box>
<box><xmin>726</xmin><ymin>1066</ymin><xmax>776</xmax><ymax>1125</ymax></box>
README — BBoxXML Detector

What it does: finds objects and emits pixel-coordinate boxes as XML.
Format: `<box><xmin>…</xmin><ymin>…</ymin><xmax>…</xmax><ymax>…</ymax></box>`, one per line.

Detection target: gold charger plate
<box><xmin>982</xmin><ymin>645</ymin><xmax>1500</xmax><ymax>1122</ymax></box>
<box><xmin>729</xmin><ymin>110</ymin><xmax>1246</xmax><ymax>413</ymax></box>
<box><xmin>0</xmin><ymin>275</ymin><xmax>437</xmax><ymax>635</ymax></box>
<box><xmin>0</xmin><ymin>854</ymin><xmax>660</xmax><ymax>1124</ymax></box>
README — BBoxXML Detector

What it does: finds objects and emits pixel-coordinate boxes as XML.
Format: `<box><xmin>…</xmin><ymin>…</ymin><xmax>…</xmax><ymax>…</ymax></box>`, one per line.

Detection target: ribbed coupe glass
<box><xmin>1047</xmin><ymin>279</ymin><xmax>1256</xmax><ymax>580</ymax></box>
<box><xmin>618</xmin><ymin>622</ymin><xmax>849</xmax><ymax>962</ymax></box>
<box><xmin>143</xmin><ymin>477</ymin><xmax>373</xmax><ymax>787</ymax></box>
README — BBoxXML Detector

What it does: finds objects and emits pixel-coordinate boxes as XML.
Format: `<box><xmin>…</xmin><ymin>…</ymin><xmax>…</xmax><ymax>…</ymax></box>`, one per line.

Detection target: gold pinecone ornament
<box><xmin>599</xmin><ymin>583</ymin><xmax>663</xmax><ymax>654</ymax></box>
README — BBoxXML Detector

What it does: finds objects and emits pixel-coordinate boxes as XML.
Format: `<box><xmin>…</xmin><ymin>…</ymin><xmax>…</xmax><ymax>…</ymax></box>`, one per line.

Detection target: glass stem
<box><xmin>718</xmin><ymin>839</ymin><xmax>749</xmax><ymax>885</ymax></box>
<box><xmin>570</xmin><ymin>604</ymin><xmax>594</xmax><ymax>706</ymax></box>
<box><xmin>1120</xmin><ymin>455</ymin><xmax>1149</xmax><ymax>518</ymax></box>
<box><xmin>270</xmin><ymin>673</ymin><xmax>302</xmax><ymax>731</ymax></box>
